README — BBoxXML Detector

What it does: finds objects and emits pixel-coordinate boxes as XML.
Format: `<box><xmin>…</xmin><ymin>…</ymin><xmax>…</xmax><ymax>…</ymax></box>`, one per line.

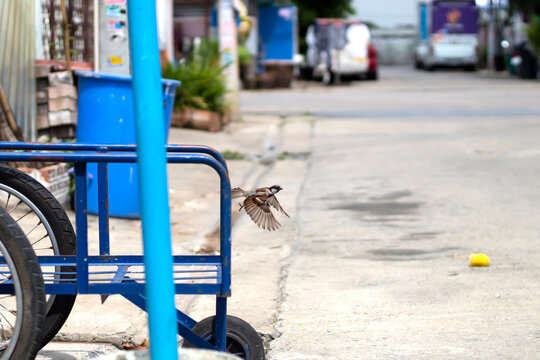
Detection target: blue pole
<box><xmin>126</xmin><ymin>2</ymin><xmax>178</xmax><ymax>359</ymax></box>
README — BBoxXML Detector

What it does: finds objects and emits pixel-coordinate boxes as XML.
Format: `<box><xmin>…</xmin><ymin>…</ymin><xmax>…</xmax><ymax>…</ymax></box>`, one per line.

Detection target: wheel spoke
<box><xmin>14</xmin><ymin>209</ymin><xmax>32</xmax><ymax>223</ymax></box>
<box><xmin>31</xmin><ymin>233</ymin><xmax>49</xmax><ymax>247</ymax></box>
<box><xmin>7</xmin><ymin>199</ymin><xmax>22</xmax><ymax>215</ymax></box>
<box><xmin>0</xmin><ymin>302</ymin><xmax>15</xmax><ymax>314</ymax></box>
<box><xmin>31</xmin><ymin>246</ymin><xmax>54</xmax><ymax>252</ymax></box>
<box><xmin>0</xmin><ymin>172</ymin><xmax>78</xmax><ymax>352</ymax></box>
<box><xmin>0</xmin><ymin>305</ymin><xmax>14</xmax><ymax>329</ymax></box>
<box><xmin>25</xmin><ymin>220</ymin><xmax>42</xmax><ymax>237</ymax></box>
<box><xmin>3</xmin><ymin>193</ymin><xmax>10</xmax><ymax>209</ymax></box>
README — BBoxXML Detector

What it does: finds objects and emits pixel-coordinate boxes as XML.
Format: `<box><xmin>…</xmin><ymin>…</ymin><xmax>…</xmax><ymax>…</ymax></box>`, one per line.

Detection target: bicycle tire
<box><xmin>0</xmin><ymin>206</ymin><xmax>46</xmax><ymax>359</ymax></box>
<box><xmin>0</xmin><ymin>163</ymin><xmax>77</xmax><ymax>348</ymax></box>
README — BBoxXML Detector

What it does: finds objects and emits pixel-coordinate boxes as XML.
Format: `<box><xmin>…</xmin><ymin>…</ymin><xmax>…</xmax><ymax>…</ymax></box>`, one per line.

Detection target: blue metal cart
<box><xmin>0</xmin><ymin>142</ymin><xmax>265</xmax><ymax>359</ymax></box>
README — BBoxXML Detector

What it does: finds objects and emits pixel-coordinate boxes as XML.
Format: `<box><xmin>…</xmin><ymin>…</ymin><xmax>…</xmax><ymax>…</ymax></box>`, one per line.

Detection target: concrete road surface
<box><xmin>38</xmin><ymin>67</ymin><xmax>540</xmax><ymax>359</ymax></box>
<box><xmin>242</xmin><ymin>67</ymin><xmax>540</xmax><ymax>359</ymax></box>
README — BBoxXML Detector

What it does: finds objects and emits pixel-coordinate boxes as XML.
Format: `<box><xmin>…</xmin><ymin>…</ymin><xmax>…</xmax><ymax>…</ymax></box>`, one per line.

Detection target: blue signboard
<box><xmin>258</xmin><ymin>5</ymin><xmax>297</xmax><ymax>61</ymax></box>
<box><xmin>432</xmin><ymin>1</ymin><xmax>478</xmax><ymax>35</ymax></box>
<box><xmin>419</xmin><ymin>3</ymin><xmax>428</xmax><ymax>41</ymax></box>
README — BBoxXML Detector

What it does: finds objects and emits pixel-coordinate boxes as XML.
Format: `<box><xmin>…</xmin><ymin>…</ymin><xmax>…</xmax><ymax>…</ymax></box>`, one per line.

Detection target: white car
<box><xmin>416</xmin><ymin>34</ymin><xmax>478</xmax><ymax>71</ymax></box>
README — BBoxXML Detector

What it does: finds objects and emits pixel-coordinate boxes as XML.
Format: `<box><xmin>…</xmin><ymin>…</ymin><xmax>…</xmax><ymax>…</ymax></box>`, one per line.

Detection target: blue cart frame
<box><xmin>0</xmin><ymin>142</ymin><xmax>233</xmax><ymax>351</ymax></box>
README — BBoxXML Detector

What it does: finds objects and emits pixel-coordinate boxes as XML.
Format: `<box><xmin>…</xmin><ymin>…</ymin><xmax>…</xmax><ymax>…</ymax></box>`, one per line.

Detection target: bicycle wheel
<box><xmin>183</xmin><ymin>315</ymin><xmax>265</xmax><ymax>360</ymax></box>
<box><xmin>0</xmin><ymin>206</ymin><xmax>46</xmax><ymax>359</ymax></box>
<box><xmin>0</xmin><ymin>164</ymin><xmax>76</xmax><ymax>348</ymax></box>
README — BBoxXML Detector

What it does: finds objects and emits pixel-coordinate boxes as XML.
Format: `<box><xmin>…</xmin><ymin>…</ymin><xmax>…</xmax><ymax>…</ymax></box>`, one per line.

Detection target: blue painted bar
<box><xmin>74</xmin><ymin>163</ymin><xmax>89</xmax><ymax>294</ymax></box>
<box><xmin>0</xmin><ymin>151</ymin><xmax>226</xmax><ymax>170</ymax></box>
<box><xmin>215</xmin><ymin>296</ymin><xmax>228</xmax><ymax>350</ymax></box>
<box><xmin>220</xmin><ymin>170</ymin><xmax>232</xmax><ymax>297</ymax></box>
<box><xmin>97</xmin><ymin>161</ymin><xmax>110</xmax><ymax>256</ymax></box>
<box><xmin>88</xmin><ymin>283</ymin><xmax>222</xmax><ymax>295</ymax></box>
<box><xmin>0</xmin><ymin>142</ymin><xmax>229</xmax><ymax>172</ymax></box>
<box><xmin>121</xmin><ymin>293</ymin><xmax>199</xmax><ymax>329</ymax></box>
<box><xmin>126</xmin><ymin>2</ymin><xmax>178</xmax><ymax>359</ymax></box>
<box><xmin>31</xmin><ymin>255</ymin><xmax>222</xmax><ymax>265</ymax></box>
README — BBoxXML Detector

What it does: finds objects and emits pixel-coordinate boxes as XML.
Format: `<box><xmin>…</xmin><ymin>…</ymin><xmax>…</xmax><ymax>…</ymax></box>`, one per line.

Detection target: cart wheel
<box><xmin>0</xmin><ymin>206</ymin><xmax>46</xmax><ymax>359</ymax></box>
<box><xmin>0</xmin><ymin>164</ymin><xmax>77</xmax><ymax>349</ymax></box>
<box><xmin>184</xmin><ymin>315</ymin><xmax>265</xmax><ymax>360</ymax></box>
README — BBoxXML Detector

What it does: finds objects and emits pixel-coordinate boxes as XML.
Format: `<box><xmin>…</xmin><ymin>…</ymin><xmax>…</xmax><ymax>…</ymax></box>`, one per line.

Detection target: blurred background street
<box><xmin>1</xmin><ymin>0</ymin><xmax>540</xmax><ymax>359</ymax></box>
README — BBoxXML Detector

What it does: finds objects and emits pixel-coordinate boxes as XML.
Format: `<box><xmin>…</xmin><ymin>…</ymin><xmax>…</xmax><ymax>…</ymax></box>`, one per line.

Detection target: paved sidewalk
<box><xmin>37</xmin><ymin>114</ymin><xmax>313</xmax><ymax>359</ymax></box>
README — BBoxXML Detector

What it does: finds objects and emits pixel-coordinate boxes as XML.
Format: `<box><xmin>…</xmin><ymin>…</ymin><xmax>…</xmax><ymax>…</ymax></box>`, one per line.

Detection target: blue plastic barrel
<box><xmin>75</xmin><ymin>71</ymin><xmax>180</xmax><ymax>218</ymax></box>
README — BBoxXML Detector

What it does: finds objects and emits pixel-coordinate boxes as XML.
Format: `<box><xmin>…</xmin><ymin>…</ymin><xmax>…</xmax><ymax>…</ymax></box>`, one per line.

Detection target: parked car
<box><xmin>306</xmin><ymin>19</ymin><xmax>377</xmax><ymax>83</ymax></box>
<box><xmin>415</xmin><ymin>0</ymin><xmax>479</xmax><ymax>71</ymax></box>
<box><xmin>367</xmin><ymin>43</ymin><xmax>378</xmax><ymax>80</ymax></box>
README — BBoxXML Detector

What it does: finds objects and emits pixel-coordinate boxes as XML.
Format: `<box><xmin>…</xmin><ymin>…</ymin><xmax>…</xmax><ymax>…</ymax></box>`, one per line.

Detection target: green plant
<box><xmin>222</xmin><ymin>150</ymin><xmax>245</xmax><ymax>160</ymax></box>
<box><xmin>527</xmin><ymin>15</ymin><xmax>540</xmax><ymax>58</ymax></box>
<box><xmin>238</xmin><ymin>46</ymin><xmax>252</xmax><ymax>65</ymax></box>
<box><xmin>163</xmin><ymin>39</ymin><xmax>228</xmax><ymax>114</ymax></box>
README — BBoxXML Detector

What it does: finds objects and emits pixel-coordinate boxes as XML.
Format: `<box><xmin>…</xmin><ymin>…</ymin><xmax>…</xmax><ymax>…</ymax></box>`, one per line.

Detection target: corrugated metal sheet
<box><xmin>0</xmin><ymin>0</ymin><xmax>36</xmax><ymax>141</ymax></box>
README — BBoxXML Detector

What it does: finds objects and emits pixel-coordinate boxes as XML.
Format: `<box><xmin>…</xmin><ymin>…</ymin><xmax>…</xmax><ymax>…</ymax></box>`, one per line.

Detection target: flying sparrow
<box><xmin>232</xmin><ymin>185</ymin><xmax>289</xmax><ymax>231</ymax></box>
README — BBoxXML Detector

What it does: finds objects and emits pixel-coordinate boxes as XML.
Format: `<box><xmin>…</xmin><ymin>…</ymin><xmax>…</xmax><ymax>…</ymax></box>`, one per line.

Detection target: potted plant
<box><xmin>163</xmin><ymin>39</ymin><xmax>228</xmax><ymax>131</ymax></box>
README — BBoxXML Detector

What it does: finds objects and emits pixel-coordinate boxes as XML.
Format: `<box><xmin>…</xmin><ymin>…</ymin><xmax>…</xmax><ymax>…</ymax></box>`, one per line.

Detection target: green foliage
<box><xmin>509</xmin><ymin>0</ymin><xmax>540</xmax><ymax>17</ymax></box>
<box><xmin>291</xmin><ymin>0</ymin><xmax>356</xmax><ymax>53</ymax></box>
<box><xmin>527</xmin><ymin>16</ymin><xmax>540</xmax><ymax>57</ymax></box>
<box><xmin>238</xmin><ymin>46</ymin><xmax>252</xmax><ymax>65</ymax></box>
<box><xmin>162</xmin><ymin>39</ymin><xmax>228</xmax><ymax>114</ymax></box>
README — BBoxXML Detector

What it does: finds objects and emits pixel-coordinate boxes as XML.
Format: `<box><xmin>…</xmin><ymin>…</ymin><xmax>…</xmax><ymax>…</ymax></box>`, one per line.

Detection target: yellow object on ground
<box><xmin>469</xmin><ymin>253</ymin><xmax>490</xmax><ymax>266</ymax></box>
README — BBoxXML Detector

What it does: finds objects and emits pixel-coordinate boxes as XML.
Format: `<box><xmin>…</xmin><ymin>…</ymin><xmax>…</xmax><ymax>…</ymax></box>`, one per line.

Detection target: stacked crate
<box><xmin>18</xmin><ymin>163</ymin><xmax>71</xmax><ymax>206</ymax></box>
<box><xmin>39</xmin><ymin>163</ymin><xmax>71</xmax><ymax>206</ymax></box>
<box><xmin>36</xmin><ymin>66</ymin><xmax>78</xmax><ymax>140</ymax></box>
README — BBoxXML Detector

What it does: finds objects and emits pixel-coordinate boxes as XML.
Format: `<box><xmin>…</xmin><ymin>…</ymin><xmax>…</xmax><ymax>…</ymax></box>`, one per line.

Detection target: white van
<box><xmin>307</xmin><ymin>19</ymin><xmax>377</xmax><ymax>82</ymax></box>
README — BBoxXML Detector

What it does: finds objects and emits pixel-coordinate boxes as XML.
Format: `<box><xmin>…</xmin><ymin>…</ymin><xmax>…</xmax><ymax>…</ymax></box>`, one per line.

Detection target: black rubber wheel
<box><xmin>184</xmin><ymin>315</ymin><xmax>265</xmax><ymax>360</ymax></box>
<box><xmin>0</xmin><ymin>164</ymin><xmax>76</xmax><ymax>349</ymax></box>
<box><xmin>0</xmin><ymin>206</ymin><xmax>46</xmax><ymax>359</ymax></box>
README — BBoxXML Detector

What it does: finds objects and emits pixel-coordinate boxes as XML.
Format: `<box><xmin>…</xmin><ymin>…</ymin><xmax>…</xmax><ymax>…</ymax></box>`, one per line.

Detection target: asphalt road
<box><xmin>240</xmin><ymin>67</ymin><xmax>540</xmax><ymax>359</ymax></box>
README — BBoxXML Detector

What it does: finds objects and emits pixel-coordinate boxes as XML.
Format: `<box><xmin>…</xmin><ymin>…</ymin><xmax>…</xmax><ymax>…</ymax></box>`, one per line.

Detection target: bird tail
<box><xmin>231</xmin><ymin>187</ymin><xmax>248</xmax><ymax>199</ymax></box>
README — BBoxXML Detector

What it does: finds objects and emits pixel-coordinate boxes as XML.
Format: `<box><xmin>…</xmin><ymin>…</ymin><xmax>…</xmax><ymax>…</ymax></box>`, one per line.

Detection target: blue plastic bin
<box><xmin>75</xmin><ymin>71</ymin><xmax>180</xmax><ymax>218</ymax></box>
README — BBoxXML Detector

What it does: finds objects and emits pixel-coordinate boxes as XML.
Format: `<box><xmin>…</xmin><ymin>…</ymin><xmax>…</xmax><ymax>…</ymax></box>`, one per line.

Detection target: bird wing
<box><xmin>243</xmin><ymin>196</ymin><xmax>281</xmax><ymax>231</ymax></box>
<box><xmin>267</xmin><ymin>195</ymin><xmax>290</xmax><ymax>217</ymax></box>
<box><xmin>231</xmin><ymin>187</ymin><xmax>249</xmax><ymax>199</ymax></box>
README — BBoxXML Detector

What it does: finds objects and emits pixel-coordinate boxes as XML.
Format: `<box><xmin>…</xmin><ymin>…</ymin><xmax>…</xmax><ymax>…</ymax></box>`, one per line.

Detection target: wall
<box><xmin>352</xmin><ymin>0</ymin><xmax>417</xmax><ymax>28</ymax></box>
<box><xmin>0</xmin><ymin>0</ymin><xmax>36</xmax><ymax>140</ymax></box>
<box><xmin>371</xmin><ymin>28</ymin><xmax>417</xmax><ymax>65</ymax></box>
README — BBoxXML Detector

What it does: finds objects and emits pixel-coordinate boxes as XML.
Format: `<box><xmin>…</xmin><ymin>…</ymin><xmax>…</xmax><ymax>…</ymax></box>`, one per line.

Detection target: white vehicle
<box><xmin>307</xmin><ymin>19</ymin><xmax>377</xmax><ymax>83</ymax></box>
<box><xmin>415</xmin><ymin>0</ymin><xmax>478</xmax><ymax>71</ymax></box>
